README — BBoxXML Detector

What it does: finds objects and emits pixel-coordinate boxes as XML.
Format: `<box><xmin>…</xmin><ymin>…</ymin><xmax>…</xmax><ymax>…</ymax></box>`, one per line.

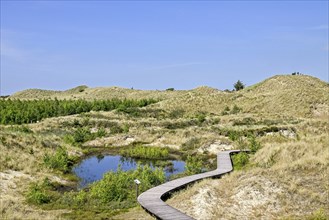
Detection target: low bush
<box><xmin>89</xmin><ymin>164</ymin><xmax>165</xmax><ymax>202</ymax></box>
<box><xmin>232</xmin><ymin>152</ymin><xmax>249</xmax><ymax>170</ymax></box>
<box><xmin>56</xmin><ymin>164</ymin><xmax>166</xmax><ymax>209</ymax></box>
<box><xmin>184</xmin><ymin>155</ymin><xmax>203</xmax><ymax>175</ymax></box>
<box><xmin>231</xmin><ymin>105</ymin><xmax>242</xmax><ymax>114</ymax></box>
<box><xmin>221</xmin><ymin>106</ymin><xmax>230</xmax><ymax>115</ymax></box>
<box><xmin>162</xmin><ymin>119</ymin><xmax>198</xmax><ymax>129</ymax></box>
<box><xmin>120</xmin><ymin>145</ymin><xmax>169</xmax><ymax>160</ymax></box>
<box><xmin>26</xmin><ymin>178</ymin><xmax>55</xmax><ymax>205</ymax></box>
<box><xmin>232</xmin><ymin>117</ymin><xmax>256</xmax><ymax>126</ymax></box>
<box><xmin>64</xmin><ymin>126</ymin><xmax>108</xmax><ymax>145</ymax></box>
<box><xmin>195</xmin><ymin>112</ymin><xmax>206</xmax><ymax>124</ymax></box>
<box><xmin>43</xmin><ymin>147</ymin><xmax>73</xmax><ymax>173</ymax></box>
<box><xmin>73</xmin><ymin>127</ymin><xmax>92</xmax><ymax>143</ymax></box>
<box><xmin>248</xmin><ymin>135</ymin><xmax>261</xmax><ymax>153</ymax></box>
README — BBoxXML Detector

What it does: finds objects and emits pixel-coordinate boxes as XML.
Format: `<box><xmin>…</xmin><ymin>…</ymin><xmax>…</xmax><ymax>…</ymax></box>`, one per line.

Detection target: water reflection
<box><xmin>73</xmin><ymin>154</ymin><xmax>185</xmax><ymax>188</ymax></box>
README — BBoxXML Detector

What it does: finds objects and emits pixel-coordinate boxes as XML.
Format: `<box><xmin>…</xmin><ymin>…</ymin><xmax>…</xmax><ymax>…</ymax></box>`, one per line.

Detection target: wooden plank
<box><xmin>137</xmin><ymin>150</ymin><xmax>248</xmax><ymax>220</ymax></box>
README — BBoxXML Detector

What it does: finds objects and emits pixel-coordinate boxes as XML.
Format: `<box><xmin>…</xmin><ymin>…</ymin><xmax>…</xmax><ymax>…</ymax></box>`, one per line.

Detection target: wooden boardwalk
<box><xmin>137</xmin><ymin>150</ymin><xmax>243</xmax><ymax>220</ymax></box>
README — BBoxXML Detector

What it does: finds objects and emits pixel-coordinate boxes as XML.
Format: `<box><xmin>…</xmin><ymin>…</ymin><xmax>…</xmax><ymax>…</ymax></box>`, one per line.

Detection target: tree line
<box><xmin>0</xmin><ymin>98</ymin><xmax>158</xmax><ymax>125</ymax></box>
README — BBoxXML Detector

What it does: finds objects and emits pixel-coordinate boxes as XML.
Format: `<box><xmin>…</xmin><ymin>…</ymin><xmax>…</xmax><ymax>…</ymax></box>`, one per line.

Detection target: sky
<box><xmin>1</xmin><ymin>1</ymin><xmax>328</xmax><ymax>95</ymax></box>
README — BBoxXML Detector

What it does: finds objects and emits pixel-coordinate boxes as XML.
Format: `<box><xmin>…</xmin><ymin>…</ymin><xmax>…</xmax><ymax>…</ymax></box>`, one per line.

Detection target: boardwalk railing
<box><xmin>138</xmin><ymin>150</ymin><xmax>244</xmax><ymax>220</ymax></box>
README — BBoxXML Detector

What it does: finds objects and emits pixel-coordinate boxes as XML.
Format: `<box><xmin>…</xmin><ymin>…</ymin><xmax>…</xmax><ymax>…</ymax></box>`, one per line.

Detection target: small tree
<box><xmin>234</xmin><ymin>80</ymin><xmax>245</xmax><ymax>91</ymax></box>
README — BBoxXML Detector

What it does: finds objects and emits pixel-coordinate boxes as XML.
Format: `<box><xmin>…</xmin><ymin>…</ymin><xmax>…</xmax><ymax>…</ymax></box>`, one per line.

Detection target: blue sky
<box><xmin>1</xmin><ymin>1</ymin><xmax>328</xmax><ymax>95</ymax></box>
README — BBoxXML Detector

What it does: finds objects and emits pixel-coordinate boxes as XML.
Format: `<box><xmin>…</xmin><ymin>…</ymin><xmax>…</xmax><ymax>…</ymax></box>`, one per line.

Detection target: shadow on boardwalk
<box><xmin>138</xmin><ymin>150</ymin><xmax>246</xmax><ymax>220</ymax></box>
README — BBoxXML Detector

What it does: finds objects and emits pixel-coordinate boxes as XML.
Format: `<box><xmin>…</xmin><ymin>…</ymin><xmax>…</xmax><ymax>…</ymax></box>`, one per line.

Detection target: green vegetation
<box><xmin>184</xmin><ymin>155</ymin><xmax>203</xmax><ymax>175</ymax></box>
<box><xmin>231</xmin><ymin>104</ymin><xmax>242</xmax><ymax>114</ymax></box>
<box><xmin>234</xmin><ymin>80</ymin><xmax>245</xmax><ymax>91</ymax></box>
<box><xmin>43</xmin><ymin>147</ymin><xmax>74</xmax><ymax>173</ymax></box>
<box><xmin>88</xmin><ymin>165</ymin><xmax>165</xmax><ymax>203</ymax></box>
<box><xmin>248</xmin><ymin>135</ymin><xmax>261</xmax><ymax>153</ymax></box>
<box><xmin>120</xmin><ymin>145</ymin><xmax>169</xmax><ymax>160</ymax></box>
<box><xmin>26</xmin><ymin>165</ymin><xmax>166</xmax><ymax>215</ymax></box>
<box><xmin>26</xmin><ymin>177</ymin><xmax>56</xmax><ymax>205</ymax></box>
<box><xmin>63</xmin><ymin>127</ymin><xmax>107</xmax><ymax>145</ymax></box>
<box><xmin>221</xmin><ymin>105</ymin><xmax>242</xmax><ymax>115</ymax></box>
<box><xmin>231</xmin><ymin>152</ymin><xmax>249</xmax><ymax>170</ymax></box>
<box><xmin>195</xmin><ymin>112</ymin><xmax>206</xmax><ymax>123</ymax></box>
<box><xmin>0</xmin><ymin>98</ymin><xmax>157</xmax><ymax>124</ymax></box>
<box><xmin>1</xmin><ymin>75</ymin><xmax>328</xmax><ymax>219</ymax></box>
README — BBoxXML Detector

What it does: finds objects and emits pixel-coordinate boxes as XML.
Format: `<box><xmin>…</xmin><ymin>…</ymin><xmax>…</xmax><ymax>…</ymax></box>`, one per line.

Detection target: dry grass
<box><xmin>1</xmin><ymin>74</ymin><xmax>329</xmax><ymax>219</ymax></box>
<box><xmin>167</xmin><ymin>118</ymin><xmax>329</xmax><ymax>219</ymax></box>
<box><xmin>11</xmin><ymin>75</ymin><xmax>328</xmax><ymax>118</ymax></box>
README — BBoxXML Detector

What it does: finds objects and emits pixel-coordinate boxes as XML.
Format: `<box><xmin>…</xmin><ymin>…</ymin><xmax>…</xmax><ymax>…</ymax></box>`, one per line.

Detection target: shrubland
<box><xmin>1</xmin><ymin>74</ymin><xmax>328</xmax><ymax>219</ymax></box>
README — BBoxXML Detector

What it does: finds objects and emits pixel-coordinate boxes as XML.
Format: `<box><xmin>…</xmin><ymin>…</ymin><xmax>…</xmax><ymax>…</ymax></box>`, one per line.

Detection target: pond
<box><xmin>73</xmin><ymin>154</ymin><xmax>185</xmax><ymax>188</ymax></box>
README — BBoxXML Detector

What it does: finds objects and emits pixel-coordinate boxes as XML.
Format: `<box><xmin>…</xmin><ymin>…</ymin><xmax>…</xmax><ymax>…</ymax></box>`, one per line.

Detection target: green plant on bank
<box><xmin>26</xmin><ymin>165</ymin><xmax>166</xmax><ymax>218</ymax></box>
<box><xmin>43</xmin><ymin>147</ymin><xmax>73</xmax><ymax>173</ymax></box>
<box><xmin>120</xmin><ymin>145</ymin><xmax>169</xmax><ymax>160</ymax></box>
<box><xmin>232</xmin><ymin>152</ymin><xmax>249</xmax><ymax>170</ymax></box>
<box><xmin>89</xmin><ymin>164</ymin><xmax>165</xmax><ymax>203</ymax></box>
<box><xmin>184</xmin><ymin>155</ymin><xmax>203</xmax><ymax>175</ymax></box>
<box><xmin>26</xmin><ymin>177</ymin><xmax>55</xmax><ymax>205</ymax></box>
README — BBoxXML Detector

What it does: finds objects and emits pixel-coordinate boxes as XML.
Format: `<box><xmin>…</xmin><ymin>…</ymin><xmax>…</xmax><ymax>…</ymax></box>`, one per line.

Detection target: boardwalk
<box><xmin>137</xmin><ymin>150</ymin><xmax>243</xmax><ymax>220</ymax></box>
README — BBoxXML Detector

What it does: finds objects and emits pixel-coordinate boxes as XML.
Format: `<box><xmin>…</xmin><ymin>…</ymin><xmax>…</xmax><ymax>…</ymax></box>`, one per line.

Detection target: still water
<box><xmin>73</xmin><ymin>154</ymin><xmax>185</xmax><ymax>188</ymax></box>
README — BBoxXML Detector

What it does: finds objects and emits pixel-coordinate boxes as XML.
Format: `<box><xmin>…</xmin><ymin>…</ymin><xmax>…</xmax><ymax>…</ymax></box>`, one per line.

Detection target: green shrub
<box><xmin>195</xmin><ymin>112</ymin><xmax>206</xmax><ymax>124</ymax></box>
<box><xmin>120</xmin><ymin>145</ymin><xmax>169</xmax><ymax>159</ymax></box>
<box><xmin>122</xmin><ymin>124</ymin><xmax>130</xmax><ymax>133</ymax></box>
<box><xmin>221</xmin><ymin>106</ymin><xmax>230</xmax><ymax>115</ymax></box>
<box><xmin>89</xmin><ymin>164</ymin><xmax>165</xmax><ymax>203</ymax></box>
<box><xmin>185</xmin><ymin>155</ymin><xmax>203</xmax><ymax>175</ymax></box>
<box><xmin>43</xmin><ymin>147</ymin><xmax>72</xmax><ymax>173</ymax></box>
<box><xmin>231</xmin><ymin>105</ymin><xmax>242</xmax><ymax>114</ymax></box>
<box><xmin>110</xmin><ymin>124</ymin><xmax>124</xmax><ymax>134</ymax></box>
<box><xmin>248</xmin><ymin>135</ymin><xmax>261</xmax><ymax>153</ymax></box>
<box><xmin>26</xmin><ymin>178</ymin><xmax>54</xmax><ymax>205</ymax></box>
<box><xmin>73</xmin><ymin>127</ymin><xmax>92</xmax><ymax>143</ymax></box>
<box><xmin>228</xmin><ymin>130</ymin><xmax>241</xmax><ymax>141</ymax></box>
<box><xmin>232</xmin><ymin>152</ymin><xmax>249</xmax><ymax>170</ymax></box>
<box><xmin>96</xmin><ymin>127</ymin><xmax>107</xmax><ymax>138</ymax></box>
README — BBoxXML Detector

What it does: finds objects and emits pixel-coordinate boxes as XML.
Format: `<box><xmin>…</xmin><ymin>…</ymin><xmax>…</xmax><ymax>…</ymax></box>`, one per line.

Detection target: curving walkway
<box><xmin>137</xmin><ymin>150</ymin><xmax>244</xmax><ymax>220</ymax></box>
